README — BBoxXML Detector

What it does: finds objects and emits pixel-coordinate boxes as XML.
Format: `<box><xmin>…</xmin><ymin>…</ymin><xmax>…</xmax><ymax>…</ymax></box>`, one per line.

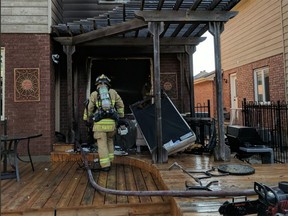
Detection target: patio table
<box><xmin>1</xmin><ymin>133</ymin><xmax>42</xmax><ymax>181</ymax></box>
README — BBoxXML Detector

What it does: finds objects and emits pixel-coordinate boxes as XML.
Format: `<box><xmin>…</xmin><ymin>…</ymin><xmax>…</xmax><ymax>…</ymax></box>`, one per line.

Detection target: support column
<box><xmin>208</xmin><ymin>22</ymin><xmax>230</xmax><ymax>161</ymax></box>
<box><xmin>185</xmin><ymin>46</ymin><xmax>196</xmax><ymax>117</ymax></box>
<box><xmin>177</xmin><ymin>53</ymin><xmax>184</xmax><ymax>112</ymax></box>
<box><xmin>63</xmin><ymin>45</ymin><xmax>75</xmax><ymax>144</ymax></box>
<box><xmin>148</xmin><ymin>21</ymin><xmax>167</xmax><ymax>163</ymax></box>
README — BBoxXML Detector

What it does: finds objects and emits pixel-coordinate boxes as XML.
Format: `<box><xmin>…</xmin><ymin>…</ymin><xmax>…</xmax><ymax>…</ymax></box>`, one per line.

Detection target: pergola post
<box><xmin>208</xmin><ymin>21</ymin><xmax>230</xmax><ymax>161</ymax></box>
<box><xmin>185</xmin><ymin>46</ymin><xmax>196</xmax><ymax>118</ymax></box>
<box><xmin>63</xmin><ymin>45</ymin><xmax>76</xmax><ymax>144</ymax></box>
<box><xmin>148</xmin><ymin>21</ymin><xmax>168</xmax><ymax>163</ymax></box>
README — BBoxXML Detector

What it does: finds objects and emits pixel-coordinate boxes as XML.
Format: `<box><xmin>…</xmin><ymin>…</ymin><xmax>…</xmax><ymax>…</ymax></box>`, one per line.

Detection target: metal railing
<box><xmin>194</xmin><ymin>100</ymin><xmax>211</xmax><ymax>118</ymax></box>
<box><xmin>242</xmin><ymin>98</ymin><xmax>288</xmax><ymax>163</ymax></box>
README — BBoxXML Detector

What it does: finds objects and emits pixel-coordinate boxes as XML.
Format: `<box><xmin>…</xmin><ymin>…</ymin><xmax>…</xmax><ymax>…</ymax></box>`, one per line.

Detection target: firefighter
<box><xmin>86</xmin><ymin>74</ymin><xmax>124</xmax><ymax>171</ymax></box>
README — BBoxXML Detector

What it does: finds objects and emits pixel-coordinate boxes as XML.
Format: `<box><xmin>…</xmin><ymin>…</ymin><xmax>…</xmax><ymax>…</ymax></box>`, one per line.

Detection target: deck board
<box><xmin>92</xmin><ymin>170</ymin><xmax>107</xmax><ymax>207</ymax></box>
<box><xmin>124</xmin><ymin>164</ymin><xmax>141</xmax><ymax>204</ymax></box>
<box><xmin>1</xmin><ymin>153</ymin><xmax>288</xmax><ymax>215</ymax></box>
<box><xmin>141</xmin><ymin>169</ymin><xmax>164</xmax><ymax>203</ymax></box>
<box><xmin>68</xmin><ymin>167</ymin><xmax>90</xmax><ymax>207</ymax></box>
<box><xmin>116</xmin><ymin>164</ymin><xmax>129</xmax><ymax>204</ymax></box>
<box><xmin>105</xmin><ymin>165</ymin><xmax>117</xmax><ymax>204</ymax></box>
<box><xmin>44</xmin><ymin>162</ymin><xmax>79</xmax><ymax>208</ymax></box>
<box><xmin>133</xmin><ymin>166</ymin><xmax>152</xmax><ymax>203</ymax></box>
<box><xmin>57</xmin><ymin>166</ymin><xmax>84</xmax><ymax>207</ymax></box>
<box><xmin>30</xmin><ymin>162</ymin><xmax>72</xmax><ymax>209</ymax></box>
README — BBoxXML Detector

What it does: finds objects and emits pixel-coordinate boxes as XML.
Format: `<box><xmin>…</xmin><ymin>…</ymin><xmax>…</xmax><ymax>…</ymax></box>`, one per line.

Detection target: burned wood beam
<box><xmin>73</xmin><ymin>19</ymin><xmax>148</xmax><ymax>45</ymax></box>
<box><xmin>53</xmin><ymin>37</ymin><xmax>73</xmax><ymax>45</ymax></box>
<box><xmin>135</xmin><ymin>10</ymin><xmax>238</xmax><ymax>22</ymax></box>
<box><xmin>189</xmin><ymin>0</ymin><xmax>202</xmax><ymax>11</ymax></box>
<box><xmin>157</xmin><ymin>0</ymin><xmax>165</xmax><ymax>10</ymax></box>
<box><xmin>79</xmin><ymin>37</ymin><xmax>206</xmax><ymax>46</ymax></box>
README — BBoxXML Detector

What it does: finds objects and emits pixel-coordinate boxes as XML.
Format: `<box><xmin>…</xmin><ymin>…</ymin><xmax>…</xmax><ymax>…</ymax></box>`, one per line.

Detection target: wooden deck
<box><xmin>1</xmin><ymin>152</ymin><xmax>288</xmax><ymax>216</ymax></box>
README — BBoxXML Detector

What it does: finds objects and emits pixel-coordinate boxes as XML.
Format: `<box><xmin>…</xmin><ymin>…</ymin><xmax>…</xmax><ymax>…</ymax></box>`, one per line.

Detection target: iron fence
<box><xmin>194</xmin><ymin>100</ymin><xmax>211</xmax><ymax>118</ymax></box>
<box><xmin>242</xmin><ymin>98</ymin><xmax>288</xmax><ymax>163</ymax></box>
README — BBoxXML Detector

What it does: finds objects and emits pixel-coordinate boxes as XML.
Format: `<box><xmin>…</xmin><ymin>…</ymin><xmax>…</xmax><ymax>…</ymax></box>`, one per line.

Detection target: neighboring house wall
<box><xmin>221</xmin><ymin>0</ymin><xmax>286</xmax><ymax>113</ymax></box>
<box><xmin>194</xmin><ymin>80</ymin><xmax>215</xmax><ymax>118</ymax></box>
<box><xmin>221</xmin><ymin>0</ymin><xmax>283</xmax><ymax>71</ymax></box>
<box><xmin>222</xmin><ymin>54</ymin><xmax>285</xmax><ymax>111</ymax></box>
<box><xmin>282</xmin><ymin>0</ymin><xmax>288</xmax><ymax>101</ymax></box>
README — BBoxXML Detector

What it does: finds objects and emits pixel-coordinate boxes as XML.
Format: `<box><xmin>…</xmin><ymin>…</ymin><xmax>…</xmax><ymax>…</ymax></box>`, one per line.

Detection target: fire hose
<box><xmin>78</xmin><ymin>144</ymin><xmax>261</xmax><ymax>198</ymax></box>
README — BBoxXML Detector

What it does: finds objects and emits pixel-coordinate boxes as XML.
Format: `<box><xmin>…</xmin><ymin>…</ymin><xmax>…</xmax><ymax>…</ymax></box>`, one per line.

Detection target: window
<box><xmin>1</xmin><ymin>47</ymin><xmax>5</xmax><ymax>120</ymax></box>
<box><xmin>254</xmin><ymin>67</ymin><xmax>270</xmax><ymax>102</ymax></box>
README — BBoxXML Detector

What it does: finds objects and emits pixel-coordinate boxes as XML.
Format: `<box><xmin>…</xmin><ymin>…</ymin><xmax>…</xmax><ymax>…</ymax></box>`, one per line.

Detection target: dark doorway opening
<box><xmin>91</xmin><ymin>58</ymin><xmax>151</xmax><ymax>114</ymax></box>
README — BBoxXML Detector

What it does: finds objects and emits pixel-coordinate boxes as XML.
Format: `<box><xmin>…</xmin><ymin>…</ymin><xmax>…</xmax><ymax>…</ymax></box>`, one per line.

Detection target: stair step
<box><xmin>51</xmin><ymin>151</ymin><xmax>99</xmax><ymax>162</ymax></box>
<box><xmin>53</xmin><ymin>143</ymin><xmax>74</xmax><ymax>152</ymax></box>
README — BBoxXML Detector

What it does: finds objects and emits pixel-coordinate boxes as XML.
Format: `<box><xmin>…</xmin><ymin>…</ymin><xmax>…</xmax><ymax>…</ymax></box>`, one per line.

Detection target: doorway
<box><xmin>230</xmin><ymin>73</ymin><xmax>241</xmax><ymax>124</ymax></box>
<box><xmin>90</xmin><ymin>58</ymin><xmax>152</xmax><ymax>114</ymax></box>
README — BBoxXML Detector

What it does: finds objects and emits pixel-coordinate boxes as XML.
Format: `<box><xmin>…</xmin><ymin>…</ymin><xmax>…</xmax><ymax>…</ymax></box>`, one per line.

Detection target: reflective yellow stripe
<box><xmin>109</xmin><ymin>153</ymin><xmax>114</xmax><ymax>160</ymax></box>
<box><xmin>117</xmin><ymin>108</ymin><xmax>124</xmax><ymax>112</ymax></box>
<box><xmin>83</xmin><ymin>113</ymin><xmax>88</xmax><ymax>121</ymax></box>
<box><xmin>95</xmin><ymin>119</ymin><xmax>115</xmax><ymax>125</ymax></box>
<box><xmin>100</xmin><ymin>157</ymin><xmax>110</xmax><ymax>163</ymax></box>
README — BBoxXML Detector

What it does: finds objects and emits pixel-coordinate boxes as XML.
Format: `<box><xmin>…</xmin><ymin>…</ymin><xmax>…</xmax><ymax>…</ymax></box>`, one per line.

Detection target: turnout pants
<box><xmin>94</xmin><ymin>130</ymin><xmax>116</xmax><ymax>168</ymax></box>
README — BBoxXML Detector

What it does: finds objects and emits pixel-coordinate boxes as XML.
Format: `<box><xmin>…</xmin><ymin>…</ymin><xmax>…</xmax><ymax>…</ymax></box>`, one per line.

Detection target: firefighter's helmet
<box><xmin>95</xmin><ymin>74</ymin><xmax>111</xmax><ymax>87</ymax></box>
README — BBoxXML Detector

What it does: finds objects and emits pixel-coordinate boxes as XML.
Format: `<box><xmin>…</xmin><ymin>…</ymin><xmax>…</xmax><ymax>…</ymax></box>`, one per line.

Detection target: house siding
<box><xmin>1</xmin><ymin>34</ymin><xmax>54</xmax><ymax>155</ymax></box>
<box><xmin>282</xmin><ymin>0</ymin><xmax>288</xmax><ymax>101</ymax></box>
<box><xmin>1</xmin><ymin>0</ymin><xmax>62</xmax><ymax>33</ymax></box>
<box><xmin>221</xmin><ymin>0</ymin><xmax>287</xmax><ymax>113</ymax></box>
<box><xmin>51</xmin><ymin>0</ymin><xmax>63</xmax><ymax>25</ymax></box>
<box><xmin>221</xmin><ymin>0</ymin><xmax>283</xmax><ymax>71</ymax></box>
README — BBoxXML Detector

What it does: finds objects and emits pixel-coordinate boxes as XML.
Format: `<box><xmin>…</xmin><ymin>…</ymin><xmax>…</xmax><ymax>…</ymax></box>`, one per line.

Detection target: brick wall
<box><xmin>194</xmin><ymin>81</ymin><xmax>215</xmax><ymax>117</ymax></box>
<box><xmin>1</xmin><ymin>34</ymin><xmax>54</xmax><ymax>155</ymax></box>
<box><xmin>223</xmin><ymin>54</ymin><xmax>285</xmax><ymax>113</ymax></box>
<box><xmin>160</xmin><ymin>54</ymin><xmax>182</xmax><ymax>109</ymax></box>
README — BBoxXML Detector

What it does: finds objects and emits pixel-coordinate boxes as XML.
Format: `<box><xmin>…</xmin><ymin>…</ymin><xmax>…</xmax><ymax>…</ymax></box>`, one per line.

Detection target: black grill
<box><xmin>226</xmin><ymin>125</ymin><xmax>265</xmax><ymax>153</ymax></box>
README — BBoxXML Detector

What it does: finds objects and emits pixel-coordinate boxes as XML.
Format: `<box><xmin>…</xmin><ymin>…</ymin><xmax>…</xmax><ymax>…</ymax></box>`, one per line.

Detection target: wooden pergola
<box><xmin>52</xmin><ymin>0</ymin><xmax>239</xmax><ymax>163</ymax></box>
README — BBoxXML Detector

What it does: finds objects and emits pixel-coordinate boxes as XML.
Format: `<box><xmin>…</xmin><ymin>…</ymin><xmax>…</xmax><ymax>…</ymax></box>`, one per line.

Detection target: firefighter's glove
<box><xmin>118</xmin><ymin>124</ymin><xmax>129</xmax><ymax>136</ymax></box>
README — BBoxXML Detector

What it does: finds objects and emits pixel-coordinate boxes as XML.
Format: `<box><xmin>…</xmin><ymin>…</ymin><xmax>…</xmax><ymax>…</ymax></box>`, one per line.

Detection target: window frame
<box><xmin>254</xmin><ymin>67</ymin><xmax>270</xmax><ymax>103</ymax></box>
<box><xmin>1</xmin><ymin>47</ymin><xmax>5</xmax><ymax>120</ymax></box>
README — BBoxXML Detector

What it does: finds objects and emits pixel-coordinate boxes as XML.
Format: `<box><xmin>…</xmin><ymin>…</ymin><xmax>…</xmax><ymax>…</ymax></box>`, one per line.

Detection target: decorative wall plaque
<box><xmin>14</xmin><ymin>68</ymin><xmax>40</xmax><ymax>102</ymax></box>
<box><xmin>160</xmin><ymin>73</ymin><xmax>178</xmax><ymax>99</ymax></box>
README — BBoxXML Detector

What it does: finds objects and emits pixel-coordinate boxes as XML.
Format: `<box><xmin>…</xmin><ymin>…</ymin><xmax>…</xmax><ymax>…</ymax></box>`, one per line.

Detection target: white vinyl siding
<box><xmin>221</xmin><ymin>0</ymin><xmax>283</xmax><ymax>71</ymax></box>
<box><xmin>282</xmin><ymin>0</ymin><xmax>288</xmax><ymax>101</ymax></box>
<box><xmin>1</xmin><ymin>0</ymin><xmax>63</xmax><ymax>33</ymax></box>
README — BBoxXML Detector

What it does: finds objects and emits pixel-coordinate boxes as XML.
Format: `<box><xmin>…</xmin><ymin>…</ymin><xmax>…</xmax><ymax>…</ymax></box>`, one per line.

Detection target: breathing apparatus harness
<box><xmin>92</xmin><ymin>84</ymin><xmax>119</xmax><ymax>123</ymax></box>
